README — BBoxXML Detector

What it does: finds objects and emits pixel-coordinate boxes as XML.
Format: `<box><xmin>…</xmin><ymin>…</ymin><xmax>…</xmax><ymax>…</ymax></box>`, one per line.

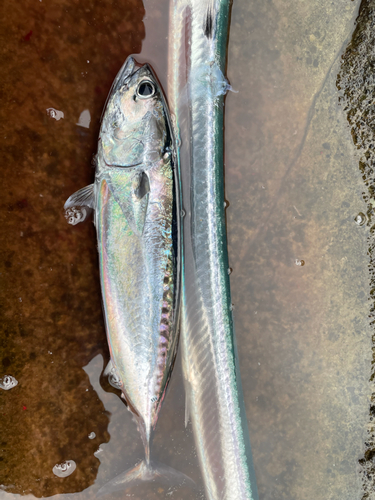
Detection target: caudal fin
<box><xmin>97</xmin><ymin>459</ymin><xmax>195</xmax><ymax>496</ymax></box>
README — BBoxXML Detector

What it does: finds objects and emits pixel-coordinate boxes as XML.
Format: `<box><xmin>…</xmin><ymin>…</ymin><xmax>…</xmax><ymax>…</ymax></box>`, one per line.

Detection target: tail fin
<box><xmin>97</xmin><ymin>459</ymin><xmax>195</xmax><ymax>496</ymax></box>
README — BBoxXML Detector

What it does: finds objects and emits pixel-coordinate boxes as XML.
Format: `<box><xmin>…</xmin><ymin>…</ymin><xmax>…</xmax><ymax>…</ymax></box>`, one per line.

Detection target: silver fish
<box><xmin>64</xmin><ymin>56</ymin><xmax>186</xmax><ymax>491</ymax></box>
<box><xmin>168</xmin><ymin>1</ymin><xmax>259</xmax><ymax>499</ymax></box>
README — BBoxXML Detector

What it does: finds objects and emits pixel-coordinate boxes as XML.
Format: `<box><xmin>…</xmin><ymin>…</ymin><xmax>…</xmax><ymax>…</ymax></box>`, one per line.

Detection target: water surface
<box><xmin>0</xmin><ymin>0</ymin><xmax>373</xmax><ymax>499</ymax></box>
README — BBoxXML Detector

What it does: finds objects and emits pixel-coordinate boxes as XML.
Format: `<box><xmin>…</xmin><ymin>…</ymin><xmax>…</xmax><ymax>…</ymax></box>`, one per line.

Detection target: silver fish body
<box><xmin>65</xmin><ymin>57</ymin><xmax>183</xmax><ymax>489</ymax></box>
<box><xmin>168</xmin><ymin>1</ymin><xmax>259</xmax><ymax>499</ymax></box>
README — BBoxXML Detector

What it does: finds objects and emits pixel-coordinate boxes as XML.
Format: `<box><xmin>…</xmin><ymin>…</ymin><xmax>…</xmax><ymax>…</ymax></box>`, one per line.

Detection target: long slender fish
<box><xmin>64</xmin><ymin>56</ymin><xmax>185</xmax><ymax>491</ymax></box>
<box><xmin>168</xmin><ymin>1</ymin><xmax>259</xmax><ymax>499</ymax></box>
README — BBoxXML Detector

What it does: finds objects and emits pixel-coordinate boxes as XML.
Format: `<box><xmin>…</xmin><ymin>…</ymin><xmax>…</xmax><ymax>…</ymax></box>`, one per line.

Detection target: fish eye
<box><xmin>137</xmin><ymin>80</ymin><xmax>155</xmax><ymax>99</ymax></box>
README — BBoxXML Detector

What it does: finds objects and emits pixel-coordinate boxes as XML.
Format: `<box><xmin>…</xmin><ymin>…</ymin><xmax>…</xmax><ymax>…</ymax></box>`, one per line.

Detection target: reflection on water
<box><xmin>1</xmin><ymin>0</ymin><xmax>375</xmax><ymax>498</ymax></box>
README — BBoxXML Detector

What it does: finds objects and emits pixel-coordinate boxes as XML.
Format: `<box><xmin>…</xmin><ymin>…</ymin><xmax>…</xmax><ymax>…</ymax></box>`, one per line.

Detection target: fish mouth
<box><xmin>112</xmin><ymin>56</ymin><xmax>150</xmax><ymax>94</ymax></box>
<box><xmin>116</xmin><ymin>56</ymin><xmax>138</xmax><ymax>87</ymax></box>
<box><xmin>100</xmin><ymin>56</ymin><xmax>145</xmax><ymax>122</ymax></box>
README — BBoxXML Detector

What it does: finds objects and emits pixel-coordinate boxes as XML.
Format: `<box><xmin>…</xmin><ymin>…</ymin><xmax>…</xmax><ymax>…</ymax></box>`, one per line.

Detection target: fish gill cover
<box><xmin>337</xmin><ymin>0</ymin><xmax>375</xmax><ymax>496</ymax></box>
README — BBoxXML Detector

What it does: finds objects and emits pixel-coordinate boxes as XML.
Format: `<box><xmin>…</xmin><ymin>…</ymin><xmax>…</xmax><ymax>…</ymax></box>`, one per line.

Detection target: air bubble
<box><xmin>227</xmin><ymin>268</ymin><xmax>233</xmax><ymax>275</ymax></box>
<box><xmin>181</xmin><ymin>209</ymin><xmax>186</xmax><ymax>217</ymax></box>
<box><xmin>354</xmin><ymin>212</ymin><xmax>366</xmax><ymax>226</ymax></box>
<box><xmin>0</xmin><ymin>375</ymin><xmax>18</xmax><ymax>390</ymax></box>
<box><xmin>46</xmin><ymin>108</ymin><xmax>64</xmax><ymax>121</ymax></box>
<box><xmin>108</xmin><ymin>371</ymin><xmax>122</xmax><ymax>390</ymax></box>
<box><xmin>52</xmin><ymin>460</ymin><xmax>76</xmax><ymax>478</ymax></box>
<box><xmin>88</xmin><ymin>432</ymin><xmax>96</xmax><ymax>439</ymax></box>
<box><xmin>64</xmin><ymin>207</ymin><xmax>87</xmax><ymax>225</ymax></box>
<box><xmin>295</xmin><ymin>259</ymin><xmax>305</xmax><ymax>266</ymax></box>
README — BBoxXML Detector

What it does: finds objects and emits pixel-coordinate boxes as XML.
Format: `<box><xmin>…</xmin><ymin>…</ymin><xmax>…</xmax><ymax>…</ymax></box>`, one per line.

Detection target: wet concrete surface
<box><xmin>1</xmin><ymin>0</ymin><xmax>374</xmax><ymax>499</ymax></box>
<box><xmin>226</xmin><ymin>0</ymin><xmax>372</xmax><ymax>499</ymax></box>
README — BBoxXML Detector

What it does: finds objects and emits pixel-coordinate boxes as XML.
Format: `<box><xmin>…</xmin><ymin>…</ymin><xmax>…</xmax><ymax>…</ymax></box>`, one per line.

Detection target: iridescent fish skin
<box><xmin>64</xmin><ymin>57</ymin><xmax>182</xmax><ymax>488</ymax></box>
<box><xmin>96</xmin><ymin>59</ymin><xmax>179</xmax><ymax>452</ymax></box>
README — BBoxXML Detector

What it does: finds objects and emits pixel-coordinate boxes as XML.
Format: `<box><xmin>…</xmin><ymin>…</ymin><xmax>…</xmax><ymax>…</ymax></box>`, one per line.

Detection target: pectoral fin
<box><xmin>64</xmin><ymin>184</ymin><xmax>95</xmax><ymax>225</ymax></box>
<box><xmin>64</xmin><ymin>184</ymin><xmax>95</xmax><ymax>210</ymax></box>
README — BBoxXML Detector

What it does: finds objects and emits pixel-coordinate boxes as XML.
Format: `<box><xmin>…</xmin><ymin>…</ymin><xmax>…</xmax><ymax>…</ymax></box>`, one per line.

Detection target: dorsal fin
<box><xmin>134</xmin><ymin>171</ymin><xmax>150</xmax><ymax>200</ymax></box>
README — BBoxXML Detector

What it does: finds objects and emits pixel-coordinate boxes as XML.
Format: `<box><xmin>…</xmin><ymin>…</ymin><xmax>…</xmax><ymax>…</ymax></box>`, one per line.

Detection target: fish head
<box><xmin>99</xmin><ymin>56</ymin><xmax>169</xmax><ymax>167</ymax></box>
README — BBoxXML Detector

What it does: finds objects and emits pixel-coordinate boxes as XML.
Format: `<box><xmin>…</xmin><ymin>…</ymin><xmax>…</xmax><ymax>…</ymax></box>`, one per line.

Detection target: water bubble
<box><xmin>88</xmin><ymin>432</ymin><xmax>96</xmax><ymax>439</ymax></box>
<box><xmin>354</xmin><ymin>212</ymin><xmax>366</xmax><ymax>226</ymax></box>
<box><xmin>108</xmin><ymin>371</ymin><xmax>122</xmax><ymax>390</ymax></box>
<box><xmin>46</xmin><ymin>108</ymin><xmax>64</xmax><ymax>121</ymax></box>
<box><xmin>52</xmin><ymin>460</ymin><xmax>76</xmax><ymax>478</ymax></box>
<box><xmin>64</xmin><ymin>207</ymin><xmax>87</xmax><ymax>225</ymax></box>
<box><xmin>0</xmin><ymin>375</ymin><xmax>18</xmax><ymax>390</ymax></box>
<box><xmin>295</xmin><ymin>259</ymin><xmax>305</xmax><ymax>266</ymax></box>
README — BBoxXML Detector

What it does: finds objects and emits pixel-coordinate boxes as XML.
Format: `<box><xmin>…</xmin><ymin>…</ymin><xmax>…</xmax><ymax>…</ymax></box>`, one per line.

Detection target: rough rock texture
<box><xmin>337</xmin><ymin>1</ymin><xmax>375</xmax><ymax>497</ymax></box>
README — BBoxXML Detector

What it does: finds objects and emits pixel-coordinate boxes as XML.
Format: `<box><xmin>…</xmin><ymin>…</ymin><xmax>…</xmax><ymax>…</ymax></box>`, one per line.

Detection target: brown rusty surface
<box><xmin>0</xmin><ymin>0</ymin><xmax>144</xmax><ymax>496</ymax></box>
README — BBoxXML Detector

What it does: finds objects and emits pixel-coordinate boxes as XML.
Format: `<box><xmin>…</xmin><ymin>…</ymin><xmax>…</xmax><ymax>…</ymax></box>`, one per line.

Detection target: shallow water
<box><xmin>0</xmin><ymin>0</ymin><xmax>373</xmax><ymax>499</ymax></box>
